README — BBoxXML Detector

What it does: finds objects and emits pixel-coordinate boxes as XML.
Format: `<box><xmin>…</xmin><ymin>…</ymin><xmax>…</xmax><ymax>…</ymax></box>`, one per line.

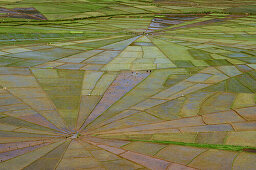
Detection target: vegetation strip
<box><xmin>128</xmin><ymin>139</ymin><xmax>256</xmax><ymax>152</ymax></box>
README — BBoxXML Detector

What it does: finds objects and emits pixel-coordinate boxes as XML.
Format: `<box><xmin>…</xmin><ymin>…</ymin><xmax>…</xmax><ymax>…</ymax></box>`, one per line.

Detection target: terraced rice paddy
<box><xmin>0</xmin><ymin>0</ymin><xmax>256</xmax><ymax>169</ymax></box>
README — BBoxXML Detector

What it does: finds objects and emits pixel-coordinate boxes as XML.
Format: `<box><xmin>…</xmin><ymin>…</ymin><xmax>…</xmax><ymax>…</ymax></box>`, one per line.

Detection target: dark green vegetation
<box><xmin>129</xmin><ymin>139</ymin><xmax>256</xmax><ymax>152</ymax></box>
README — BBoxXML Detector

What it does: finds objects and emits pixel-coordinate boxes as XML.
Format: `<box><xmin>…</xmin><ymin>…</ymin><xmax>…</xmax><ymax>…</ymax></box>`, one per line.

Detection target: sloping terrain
<box><xmin>0</xmin><ymin>0</ymin><xmax>255</xmax><ymax>169</ymax></box>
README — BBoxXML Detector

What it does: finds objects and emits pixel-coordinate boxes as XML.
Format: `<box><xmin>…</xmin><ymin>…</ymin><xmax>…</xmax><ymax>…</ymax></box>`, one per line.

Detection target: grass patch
<box><xmin>225</xmin><ymin>5</ymin><xmax>256</xmax><ymax>15</ymax></box>
<box><xmin>129</xmin><ymin>139</ymin><xmax>256</xmax><ymax>152</ymax></box>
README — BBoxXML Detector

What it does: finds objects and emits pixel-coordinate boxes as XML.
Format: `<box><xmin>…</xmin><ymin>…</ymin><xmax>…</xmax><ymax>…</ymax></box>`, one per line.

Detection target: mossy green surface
<box><xmin>129</xmin><ymin>139</ymin><xmax>256</xmax><ymax>152</ymax></box>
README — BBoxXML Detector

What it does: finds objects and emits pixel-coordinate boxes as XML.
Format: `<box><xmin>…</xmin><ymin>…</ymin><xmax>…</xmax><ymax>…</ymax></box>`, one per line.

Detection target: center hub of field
<box><xmin>68</xmin><ymin>132</ymin><xmax>80</xmax><ymax>139</ymax></box>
